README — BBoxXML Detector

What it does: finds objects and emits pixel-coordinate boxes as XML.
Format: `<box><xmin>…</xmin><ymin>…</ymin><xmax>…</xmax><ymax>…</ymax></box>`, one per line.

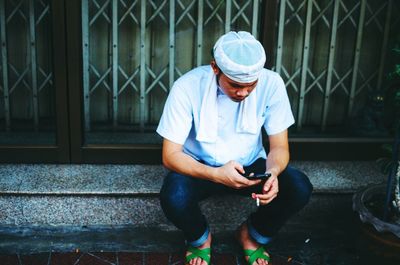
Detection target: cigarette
<box><xmin>256</xmin><ymin>198</ymin><xmax>260</xmax><ymax>207</ymax></box>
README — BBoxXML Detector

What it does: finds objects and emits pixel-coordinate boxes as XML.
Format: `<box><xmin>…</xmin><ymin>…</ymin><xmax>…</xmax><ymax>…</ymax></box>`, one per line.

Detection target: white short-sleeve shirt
<box><xmin>156</xmin><ymin>66</ymin><xmax>294</xmax><ymax>167</ymax></box>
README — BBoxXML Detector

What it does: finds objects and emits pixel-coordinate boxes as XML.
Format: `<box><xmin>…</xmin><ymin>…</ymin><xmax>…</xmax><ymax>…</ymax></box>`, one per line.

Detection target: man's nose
<box><xmin>236</xmin><ymin>89</ymin><xmax>249</xmax><ymax>97</ymax></box>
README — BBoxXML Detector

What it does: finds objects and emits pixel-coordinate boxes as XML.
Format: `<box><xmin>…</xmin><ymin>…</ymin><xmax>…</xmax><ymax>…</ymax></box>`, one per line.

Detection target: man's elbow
<box><xmin>161</xmin><ymin>151</ymin><xmax>178</xmax><ymax>171</ymax></box>
<box><xmin>161</xmin><ymin>139</ymin><xmax>183</xmax><ymax>171</ymax></box>
<box><xmin>162</xmin><ymin>155</ymin><xmax>173</xmax><ymax>170</ymax></box>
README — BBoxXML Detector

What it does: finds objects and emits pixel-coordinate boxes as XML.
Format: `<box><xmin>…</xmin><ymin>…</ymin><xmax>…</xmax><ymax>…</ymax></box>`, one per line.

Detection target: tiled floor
<box><xmin>1</xmin><ymin>231</ymin><xmax>400</xmax><ymax>265</ymax></box>
<box><xmin>1</xmin><ymin>228</ymin><xmax>400</xmax><ymax>265</ymax></box>
<box><xmin>0</xmin><ymin>232</ymin><xmax>399</xmax><ymax>265</ymax></box>
<box><xmin>0</xmin><ymin>251</ymin><xmax>301</xmax><ymax>265</ymax></box>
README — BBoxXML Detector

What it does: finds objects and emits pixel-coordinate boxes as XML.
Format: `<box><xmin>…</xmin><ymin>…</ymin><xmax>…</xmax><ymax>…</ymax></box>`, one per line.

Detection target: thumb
<box><xmin>232</xmin><ymin>161</ymin><xmax>244</xmax><ymax>174</ymax></box>
<box><xmin>263</xmin><ymin>179</ymin><xmax>273</xmax><ymax>193</ymax></box>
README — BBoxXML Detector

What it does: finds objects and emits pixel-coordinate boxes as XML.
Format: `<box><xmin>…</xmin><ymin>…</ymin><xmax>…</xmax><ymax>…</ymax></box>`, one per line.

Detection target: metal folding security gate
<box><xmin>274</xmin><ymin>0</ymin><xmax>399</xmax><ymax>133</ymax></box>
<box><xmin>0</xmin><ymin>0</ymin><xmax>398</xmax><ymax>162</ymax></box>
<box><xmin>0</xmin><ymin>0</ymin><xmax>69</xmax><ymax>163</ymax></box>
<box><xmin>0</xmin><ymin>0</ymin><xmax>54</xmax><ymax>133</ymax></box>
<box><xmin>81</xmin><ymin>0</ymin><xmax>262</xmax><ymax>132</ymax></box>
<box><xmin>5</xmin><ymin>0</ymin><xmax>395</xmax><ymax>137</ymax></box>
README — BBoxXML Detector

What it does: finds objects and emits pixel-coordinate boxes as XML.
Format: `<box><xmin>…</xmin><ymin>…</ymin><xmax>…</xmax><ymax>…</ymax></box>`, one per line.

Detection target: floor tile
<box><xmin>50</xmin><ymin>252</ymin><xmax>83</xmax><ymax>265</ymax></box>
<box><xmin>211</xmin><ymin>253</ymin><xmax>237</xmax><ymax>265</ymax></box>
<box><xmin>117</xmin><ymin>252</ymin><xmax>142</xmax><ymax>265</ymax></box>
<box><xmin>168</xmin><ymin>252</ymin><xmax>184</xmax><ymax>265</ymax></box>
<box><xmin>1</xmin><ymin>254</ymin><xmax>21</xmax><ymax>265</ymax></box>
<box><xmin>88</xmin><ymin>252</ymin><xmax>117</xmax><ymax>264</ymax></box>
<box><xmin>75</xmin><ymin>253</ymin><xmax>112</xmax><ymax>265</ymax></box>
<box><xmin>270</xmin><ymin>254</ymin><xmax>303</xmax><ymax>265</ymax></box>
<box><xmin>20</xmin><ymin>253</ymin><xmax>50</xmax><ymax>265</ymax></box>
<box><xmin>144</xmin><ymin>252</ymin><xmax>170</xmax><ymax>265</ymax></box>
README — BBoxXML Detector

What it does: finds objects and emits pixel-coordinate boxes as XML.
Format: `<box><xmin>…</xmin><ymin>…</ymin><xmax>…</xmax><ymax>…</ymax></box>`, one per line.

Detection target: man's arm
<box><xmin>266</xmin><ymin>129</ymin><xmax>290</xmax><ymax>177</ymax></box>
<box><xmin>252</xmin><ymin>129</ymin><xmax>290</xmax><ymax>205</ymax></box>
<box><xmin>162</xmin><ymin>138</ymin><xmax>261</xmax><ymax>189</ymax></box>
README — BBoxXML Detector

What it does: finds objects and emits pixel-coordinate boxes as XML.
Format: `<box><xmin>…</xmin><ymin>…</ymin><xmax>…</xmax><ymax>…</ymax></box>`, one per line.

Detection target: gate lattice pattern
<box><xmin>275</xmin><ymin>0</ymin><xmax>400</xmax><ymax>133</ymax></box>
<box><xmin>0</xmin><ymin>0</ymin><xmax>53</xmax><ymax>132</ymax></box>
<box><xmin>82</xmin><ymin>0</ymin><xmax>261</xmax><ymax>132</ymax></box>
<box><xmin>0</xmin><ymin>0</ymin><xmax>398</xmax><ymax>138</ymax></box>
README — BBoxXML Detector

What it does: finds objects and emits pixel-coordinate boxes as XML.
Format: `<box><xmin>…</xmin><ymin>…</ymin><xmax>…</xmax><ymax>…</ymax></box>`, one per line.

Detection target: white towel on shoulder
<box><xmin>196</xmin><ymin>70</ymin><xmax>258</xmax><ymax>143</ymax></box>
<box><xmin>236</xmin><ymin>88</ymin><xmax>258</xmax><ymax>135</ymax></box>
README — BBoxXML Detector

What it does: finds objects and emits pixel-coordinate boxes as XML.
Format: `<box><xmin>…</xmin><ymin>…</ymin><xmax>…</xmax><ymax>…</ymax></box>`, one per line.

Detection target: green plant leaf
<box><xmin>381</xmin><ymin>144</ymin><xmax>393</xmax><ymax>155</ymax></box>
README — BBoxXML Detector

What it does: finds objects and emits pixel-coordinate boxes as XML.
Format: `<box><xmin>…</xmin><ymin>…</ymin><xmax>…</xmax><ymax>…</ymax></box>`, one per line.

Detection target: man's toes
<box><xmin>256</xmin><ymin>258</ymin><xmax>267</xmax><ymax>265</ymax></box>
<box><xmin>187</xmin><ymin>255</ymin><xmax>209</xmax><ymax>265</ymax></box>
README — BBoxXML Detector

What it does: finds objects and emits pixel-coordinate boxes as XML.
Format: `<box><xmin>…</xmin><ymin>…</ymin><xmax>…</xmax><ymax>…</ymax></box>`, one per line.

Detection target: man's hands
<box><xmin>215</xmin><ymin>160</ymin><xmax>262</xmax><ymax>189</ymax></box>
<box><xmin>248</xmin><ymin>129</ymin><xmax>289</xmax><ymax>206</ymax></box>
<box><xmin>214</xmin><ymin>160</ymin><xmax>280</xmax><ymax>205</ymax></box>
<box><xmin>251</xmin><ymin>171</ymin><xmax>279</xmax><ymax>205</ymax></box>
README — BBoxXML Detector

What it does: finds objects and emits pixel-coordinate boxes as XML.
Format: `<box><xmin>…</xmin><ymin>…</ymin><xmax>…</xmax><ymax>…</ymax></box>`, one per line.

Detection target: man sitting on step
<box><xmin>156</xmin><ymin>31</ymin><xmax>313</xmax><ymax>265</ymax></box>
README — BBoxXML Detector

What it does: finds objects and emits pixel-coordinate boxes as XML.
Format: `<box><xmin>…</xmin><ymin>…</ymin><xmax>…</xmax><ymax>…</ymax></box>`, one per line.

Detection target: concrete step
<box><xmin>0</xmin><ymin>194</ymin><xmax>356</xmax><ymax>256</ymax></box>
<box><xmin>0</xmin><ymin>162</ymin><xmax>386</xmax><ymax>253</ymax></box>
<box><xmin>0</xmin><ymin>162</ymin><xmax>385</xmax><ymax>227</ymax></box>
<box><xmin>0</xmin><ymin>161</ymin><xmax>385</xmax><ymax>195</ymax></box>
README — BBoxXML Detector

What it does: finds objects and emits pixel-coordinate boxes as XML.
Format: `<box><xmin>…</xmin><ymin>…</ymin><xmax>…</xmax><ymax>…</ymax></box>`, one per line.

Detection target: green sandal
<box><xmin>185</xmin><ymin>246</ymin><xmax>211</xmax><ymax>265</ymax></box>
<box><xmin>244</xmin><ymin>246</ymin><xmax>270</xmax><ymax>265</ymax></box>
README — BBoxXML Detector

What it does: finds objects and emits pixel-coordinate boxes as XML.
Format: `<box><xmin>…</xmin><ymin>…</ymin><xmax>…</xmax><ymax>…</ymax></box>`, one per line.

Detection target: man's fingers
<box><xmin>237</xmin><ymin>177</ymin><xmax>261</xmax><ymax>187</ymax></box>
<box><xmin>258</xmin><ymin>194</ymin><xmax>277</xmax><ymax>205</ymax></box>
<box><xmin>255</xmin><ymin>189</ymin><xmax>278</xmax><ymax>204</ymax></box>
<box><xmin>262</xmin><ymin>176</ymin><xmax>278</xmax><ymax>193</ymax></box>
<box><xmin>231</xmin><ymin>160</ymin><xmax>245</xmax><ymax>175</ymax></box>
<box><xmin>256</xmin><ymin>193</ymin><xmax>274</xmax><ymax>201</ymax></box>
<box><xmin>263</xmin><ymin>194</ymin><xmax>277</xmax><ymax>204</ymax></box>
<box><xmin>245</xmin><ymin>178</ymin><xmax>262</xmax><ymax>186</ymax></box>
<box><xmin>262</xmin><ymin>178</ymin><xmax>273</xmax><ymax>192</ymax></box>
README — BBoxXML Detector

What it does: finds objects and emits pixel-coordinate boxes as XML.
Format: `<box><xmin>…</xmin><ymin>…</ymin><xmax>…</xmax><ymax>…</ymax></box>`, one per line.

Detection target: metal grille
<box><xmin>275</xmin><ymin>0</ymin><xmax>399</xmax><ymax>133</ymax></box>
<box><xmin>82</xmin><ymin>0</ymin><xmax>262</xmax><ymax>132</ymax></box>
<box><xmin>0</xmin><ymin>0</ymin><xmax>53</xmax><ymax>132</ymax></box>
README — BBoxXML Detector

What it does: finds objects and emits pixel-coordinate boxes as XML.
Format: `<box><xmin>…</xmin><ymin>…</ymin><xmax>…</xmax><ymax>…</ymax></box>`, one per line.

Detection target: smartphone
<box><xmin>242</xmin><ymin>172</ymin><xmax>271</xmax><ymax>180</ymax></box>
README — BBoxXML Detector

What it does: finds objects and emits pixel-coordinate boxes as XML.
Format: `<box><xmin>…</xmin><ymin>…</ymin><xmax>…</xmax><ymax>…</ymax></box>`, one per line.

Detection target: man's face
<box><xmin>211</xmin><ymin>60</ymin><xmax>258</xmax><ymax>102</ymax></box>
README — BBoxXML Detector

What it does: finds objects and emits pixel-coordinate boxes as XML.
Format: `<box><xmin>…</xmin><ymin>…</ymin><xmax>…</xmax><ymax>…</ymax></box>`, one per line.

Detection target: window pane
<box><xmin>0</xmin><ymin>0</ymin><xmax>55</xmax><ymax>145</ymax></box>
<box><xmin>275</xmin><ymin>0</ymin><xmax>397</xmax><ymax>137</ymax></box>
<box><xmin>81</xmin><ymin>0</ymin><xmax>261</xmax><ymax>144</ymax></box>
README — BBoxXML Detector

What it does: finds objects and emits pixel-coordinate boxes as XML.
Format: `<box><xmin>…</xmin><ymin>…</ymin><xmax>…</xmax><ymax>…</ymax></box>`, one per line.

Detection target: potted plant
<box><xmin>352</xmin><ymin>37</ymin><xmax>400</xmax><ymax>257</ymax></box>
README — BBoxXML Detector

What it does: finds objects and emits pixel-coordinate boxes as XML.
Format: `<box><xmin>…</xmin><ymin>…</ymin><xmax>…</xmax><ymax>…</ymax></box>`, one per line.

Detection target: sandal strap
<box><xmin>186</xmin><ymin>246</ymin><xmax>211</xmax><ymax>264</ymax></box>
<box><xmin>244</xmin><ymin>246</ymin><xmax>270</xmax><ymax>265</ymax></box>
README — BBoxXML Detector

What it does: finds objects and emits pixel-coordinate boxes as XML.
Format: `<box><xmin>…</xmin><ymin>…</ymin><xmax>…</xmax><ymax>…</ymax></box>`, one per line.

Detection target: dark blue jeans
<box><xmin>159</xmin><ymin>158</ymin><xmax>313</xmax><ymax>246</ymax></box>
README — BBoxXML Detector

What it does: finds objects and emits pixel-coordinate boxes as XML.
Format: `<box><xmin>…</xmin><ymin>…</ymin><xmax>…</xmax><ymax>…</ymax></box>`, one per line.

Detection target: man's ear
<box><xmin>210</xmin><ymin>60</ymin><xmax>220</xmax><ymax>75</ymax></box>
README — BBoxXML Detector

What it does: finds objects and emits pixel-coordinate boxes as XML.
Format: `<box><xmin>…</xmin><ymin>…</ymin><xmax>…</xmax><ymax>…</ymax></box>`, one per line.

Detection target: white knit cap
<box><xmin>213</xmin><ymin>31</ymin><xmax>266</xmax><ymax>83</ymax></box>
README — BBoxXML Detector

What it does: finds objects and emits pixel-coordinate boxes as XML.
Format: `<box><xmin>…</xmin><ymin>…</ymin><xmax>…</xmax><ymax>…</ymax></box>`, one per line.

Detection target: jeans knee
<box><xmin>295</xmin><ymin>172</ymin><xmax>313</xmax><ymax>206</ymax></box>
<box><xmin>284</xmin><ymin>167</ymin><xmax>313</xmax><ymax>207</ymax></box>
<box><xmin>159</xmin><ymin>173</ymin><xmax>194</xmax><ymax>215</ymax></box>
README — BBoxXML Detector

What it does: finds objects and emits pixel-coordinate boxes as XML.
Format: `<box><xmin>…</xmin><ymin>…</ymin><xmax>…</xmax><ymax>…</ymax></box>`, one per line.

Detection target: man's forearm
<box><xmin>266</xmin><ymin>147</ymin><xmax>289</xmax><ymax>177</ymax></box>
<box><xmin>163</xmin><ymin>149</ymin><xmax>220</xmax><ymax>182</ymax></box>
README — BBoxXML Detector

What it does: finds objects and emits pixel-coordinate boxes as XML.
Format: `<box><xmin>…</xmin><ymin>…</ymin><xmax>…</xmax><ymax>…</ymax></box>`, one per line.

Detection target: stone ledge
<box><xmin>0</xmin><ymin>194</ymin><xmax>355</xmax><ymax>254</ymax></box>
<box><xmin>0</xmin><ymin>161</ymin><xmax>385</xmax><ymax>195</ymax></box>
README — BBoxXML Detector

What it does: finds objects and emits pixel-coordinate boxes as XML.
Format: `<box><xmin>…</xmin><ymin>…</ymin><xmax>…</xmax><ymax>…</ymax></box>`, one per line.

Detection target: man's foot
<box><xmin>237</xmin><ymin>223</ymin><xmax>270</xmax><ymax>265</ymax></box>
<box><xmin>186</xmin><ymin>232</ymin><xmax>212</xmax><ymax>265</ymax></box>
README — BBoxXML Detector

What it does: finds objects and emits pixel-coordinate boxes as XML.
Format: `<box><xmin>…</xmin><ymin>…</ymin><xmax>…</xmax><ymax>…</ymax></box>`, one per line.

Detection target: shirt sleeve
<box><xmin>263</xmin><ymin>75</ymin><xmax>295</xmax><ymax>135</ymax></box>
<box><xmin>156</xmin><ymin>83</ymin><xmax>193</xmax><ymax>145</ymax></box>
